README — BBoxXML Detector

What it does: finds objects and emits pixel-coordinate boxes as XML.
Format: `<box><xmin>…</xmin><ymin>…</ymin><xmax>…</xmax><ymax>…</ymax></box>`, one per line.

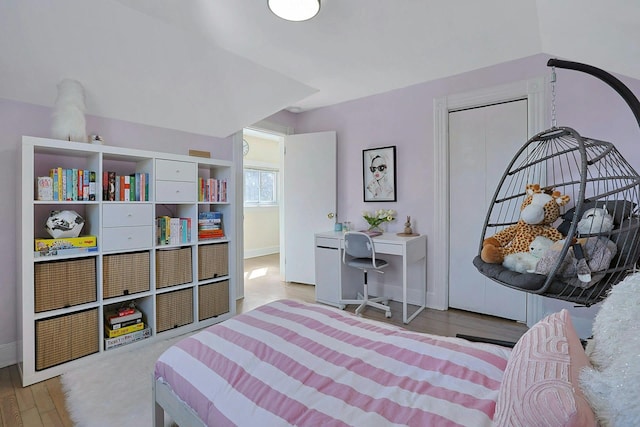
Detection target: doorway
<box><xmin>242</xmin><ymin>128</ymin><xmax>283</xmax><ymax>260</ymax></box>
<box><xmin>241</xmin><ymin>127</ymin><xmax>284</xmax><ymax>299</ymax></box>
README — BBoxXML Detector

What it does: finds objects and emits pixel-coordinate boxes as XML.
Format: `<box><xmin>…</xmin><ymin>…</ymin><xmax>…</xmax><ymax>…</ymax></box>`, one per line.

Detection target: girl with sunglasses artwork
<box><xmin>366</xmin><ymin>153</ymin><xmax>394</xmax><ymax>199</ymax></box>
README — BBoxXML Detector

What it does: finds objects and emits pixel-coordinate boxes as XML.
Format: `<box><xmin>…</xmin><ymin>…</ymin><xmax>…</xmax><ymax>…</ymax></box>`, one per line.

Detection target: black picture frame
<box><xmin>363</xmin><ymin>146</ymin><xmax>397</xmax><ymax>202</ymax></box>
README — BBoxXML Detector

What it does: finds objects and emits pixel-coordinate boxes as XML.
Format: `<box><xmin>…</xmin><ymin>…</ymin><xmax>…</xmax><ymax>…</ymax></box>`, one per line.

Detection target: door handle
<box><xmin>327</xmin><ymin>213</ymin><xmax>335</xmax><ymax>219</ymax></box>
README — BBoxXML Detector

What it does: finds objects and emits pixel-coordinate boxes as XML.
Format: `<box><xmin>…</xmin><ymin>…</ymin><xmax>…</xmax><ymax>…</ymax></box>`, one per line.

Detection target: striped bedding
<box><xmin>154</xmin><ymin>299</ymin><xmax>512</xmax><ymax>426</ymax></box>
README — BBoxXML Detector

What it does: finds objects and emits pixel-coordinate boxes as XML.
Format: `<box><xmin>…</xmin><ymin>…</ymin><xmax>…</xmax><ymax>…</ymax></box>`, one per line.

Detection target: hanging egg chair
<box><xmin>473</xmin><ymin>59</ymin><xmax>640</xmax><ymax>307</ymax></box>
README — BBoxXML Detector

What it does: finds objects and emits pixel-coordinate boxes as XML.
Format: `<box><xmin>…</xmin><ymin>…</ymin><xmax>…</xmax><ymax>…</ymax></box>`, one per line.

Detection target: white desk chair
<box><xmin>342</xmin><ymin>232</ymin><xmax>392</xmax><ymax>318</ymax></box>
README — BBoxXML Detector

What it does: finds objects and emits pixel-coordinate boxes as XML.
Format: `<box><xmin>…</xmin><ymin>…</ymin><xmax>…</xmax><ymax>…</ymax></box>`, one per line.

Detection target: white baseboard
<box><xmin>0</xmin><ymin>341</ymin><xmax>17</xmax><ymax>369</ymax></box>
<box><xmin>244</xmin><ymin>246</ymin><xmax>279</xmax><ymax>259</ymax></box>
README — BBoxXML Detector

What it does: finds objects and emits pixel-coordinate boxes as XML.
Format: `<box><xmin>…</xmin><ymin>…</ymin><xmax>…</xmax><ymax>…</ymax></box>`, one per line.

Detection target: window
<box><xmin>244</xmin><ymin>168</ymin><xmax>278</xmax><ymax>206</ymax></box>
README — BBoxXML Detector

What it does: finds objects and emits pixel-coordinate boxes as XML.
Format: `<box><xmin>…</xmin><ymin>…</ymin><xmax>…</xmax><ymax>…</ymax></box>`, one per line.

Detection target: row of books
<box><xmin>103</xmin><ymin>171</ymin><xmax>149</xmax><ymax>202</ymax></box>
<box><xmin>198</xmin><ymin>178</ymin><xmax>228</xmax><ymax>203</ymax></box>
<box><xmin>37</xmin><ymin>168</ymin><xmax>97</xmax><ymax>201</ymax></box>
<box><xmin>198</xmin><ymin>211</ymin><xmax>224</xmax><ymax>240</ymax></box>
<box><xmin>156</xmin><ymin>216</ymin><xmax>192</xmax><ymax>245</ymax></box>
<box><xmin>104</xmin><ymin>307</ymin><xmax>151</xmax><ymax>350</ymax></box>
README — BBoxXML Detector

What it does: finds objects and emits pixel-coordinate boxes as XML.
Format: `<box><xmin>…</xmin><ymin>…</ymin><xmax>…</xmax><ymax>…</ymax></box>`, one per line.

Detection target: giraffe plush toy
<box><xmin>481</xmin><ymin>184</ymin><xmax>570</xmax><ymax>264</ymax></box>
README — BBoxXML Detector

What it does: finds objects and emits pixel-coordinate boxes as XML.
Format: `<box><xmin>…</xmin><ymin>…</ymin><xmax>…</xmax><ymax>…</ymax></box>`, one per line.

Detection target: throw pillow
<box><xmin>493</xmin><ymin>309</ymin><xmax>597</xmax><ymax>426</ymax></box>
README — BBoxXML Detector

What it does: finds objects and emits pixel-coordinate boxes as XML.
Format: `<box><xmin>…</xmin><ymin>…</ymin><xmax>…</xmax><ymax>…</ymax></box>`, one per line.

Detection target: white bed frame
<box><xmin>153</xmin><ymin>377</ymin><xmax>206</xmax><ymax>427</ymax></box>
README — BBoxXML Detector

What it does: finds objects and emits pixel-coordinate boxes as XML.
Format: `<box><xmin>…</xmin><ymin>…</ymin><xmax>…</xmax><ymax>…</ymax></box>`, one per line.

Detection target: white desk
<box><xmin>314</xmin><ymin>231</ymin><xmax>427</xmax><ymax>324</ymax></box>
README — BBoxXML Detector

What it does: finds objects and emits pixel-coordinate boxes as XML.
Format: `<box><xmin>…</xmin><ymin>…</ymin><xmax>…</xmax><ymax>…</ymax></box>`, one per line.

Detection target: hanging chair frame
<box><xmin>473</xmin><ymin>59</ymin><xmax>640</xmax><ymax>307</ymax></box>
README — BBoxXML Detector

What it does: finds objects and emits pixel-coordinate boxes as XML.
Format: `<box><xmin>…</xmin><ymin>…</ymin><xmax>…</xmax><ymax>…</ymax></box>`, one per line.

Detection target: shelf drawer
<box><xmin>103</xmin><ymin>251</ymin><xmax>150</xmax><ymax>298</ymax></box>
<box><xmin>102</xmin><ymin>203</ymin><xmax>152</xmax><ymax>228</ymax></box>
<box><xmin>156</xmin><ymin>247</ymin><xmax>193</xmax><ymax>288</ymax></box>
<box><xmin>101</xmin><ymin>226</ymin><xmax>153</xmax><ymax>252</ymax></box>
<box><xmin>155</xmin><ymin>159</ymin><xmax>196</xmax><ymax>182</ymax></box>
<box><xmin>198</xmin><ymin>243</ymin><xmax>228</xmax><ymax>280</ymax></box>
<box><xmin>156</xmin><ymin>288</ymin><xmax>194</xmax><ymax>332</ymax></box>
<box><xmin>155</xmin><ymin>181</ymin><xmax>195</xmax><ymax>202</ymax></box>
<box><xmin>35</xmin><ymin>308</ymin><xmax>99</xmax><ymax>370</ymax></box>
<box><xmin>35</xmin><ymin>258</ymin><xmax>97</xmax><ymax>313</ymax></box>
<box><xmin>198</xmin><ymin>281</ymin><xmax>229</xmax><ymax>321</ymax></box>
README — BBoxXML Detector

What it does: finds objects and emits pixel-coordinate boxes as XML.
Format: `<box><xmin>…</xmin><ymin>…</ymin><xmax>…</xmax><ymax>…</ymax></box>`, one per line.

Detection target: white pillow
<box><xmin>580</xmin><ymin>272</ymin><xmax>640</xmax><ymax>426</ymax></box>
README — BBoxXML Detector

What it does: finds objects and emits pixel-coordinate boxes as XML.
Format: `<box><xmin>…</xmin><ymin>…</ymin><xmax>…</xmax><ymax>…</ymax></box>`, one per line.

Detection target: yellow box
<box><xmin>35</xmin><ymin>235</ymin><xmax>97</xmax><ymax>251</ymax></box>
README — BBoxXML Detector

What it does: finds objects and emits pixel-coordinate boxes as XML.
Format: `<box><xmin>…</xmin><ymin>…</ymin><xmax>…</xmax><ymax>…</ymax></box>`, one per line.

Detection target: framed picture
<box><xmin>363</xmin><ymin>146</ymin><xmax>397</xmax><ymax>202</ymax></box>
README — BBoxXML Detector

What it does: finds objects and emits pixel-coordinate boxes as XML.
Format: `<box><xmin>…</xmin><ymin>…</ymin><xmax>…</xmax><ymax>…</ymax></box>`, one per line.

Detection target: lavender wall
<box><xmin>4</xmin><ymin>53</ymin><xmax>640</xmax><ymax>356</ymax></box>
<box><xmin>0</xmin><ymin>98</ymin><xmax>231</xmax><ymax>355</ymax></box>
<box><xmin>293</xmin><ymin>53</ymin><xmax>640</xmax><ymax>323</ymax></box>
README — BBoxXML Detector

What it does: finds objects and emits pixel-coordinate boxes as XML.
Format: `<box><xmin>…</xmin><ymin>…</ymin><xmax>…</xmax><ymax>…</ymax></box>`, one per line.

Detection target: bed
<box><xmin>153</xmin><ymin>287</ymin><xmax>640</xmax><ymax>426</ymax></box>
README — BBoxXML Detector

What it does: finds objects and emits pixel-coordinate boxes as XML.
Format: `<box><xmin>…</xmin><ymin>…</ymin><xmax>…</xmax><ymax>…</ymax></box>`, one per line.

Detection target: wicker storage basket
<box><xmin>156</xmin><ymin>247</ymin><xmax>193</xmax><ymax>289</ymax></box>
<box><xmin>198</xmin><ymin>243</ymin><xmax>229</xmax><ymax>280</ymax></box>
<box><xmin>35</xmin><ymin>308</ymin><xmax>99</xmax><ymax>371</ymax></box>
<box><xmin>34</xmin><ymin>258</ymin><xmax>97</xmax><ymax>313</ymax></box>
<box><xmin>103</xmin><ymin>251</ymin><xmax>150</xmax><ymax>298</ymax></box>
<box><xmin>156</xmin><ymin>288</ymin><xmax>193</xmax><ymax>332</ymax></box>
<box><xmin>198</xmin><ymin>281</ymin><xmax>230</xmax><ymax>321</ymax></box>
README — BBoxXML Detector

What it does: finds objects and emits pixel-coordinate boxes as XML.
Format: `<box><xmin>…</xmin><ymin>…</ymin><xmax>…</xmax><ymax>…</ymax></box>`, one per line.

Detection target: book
<box><xmin>110</xmin><ymin>317</ymin><xmax>142</xmax><ymax>330</ymax></box>
<box><xmin>77</xmin><ymin>169</ymin><xmax>83</xmax><ymax>200</ymax></box>
<box><xmin>50</xmin><ymin>168</ymin><xmax>59</xmax><ymax>200</ymax></box>
<box><xmin>107</xmin><ymin>171</ymin><xmax>116</xmax><ymax>201</ymax></box>
<box><xmin>72</xmin><ymin>168</ymin><xmax>78</xmax><ymax>200</ymax></box>
<box><xmin>105</xmin><ymin>308</ymin><xmax>143</xmax><ymax>325</ymax></box>
<box><xmin>88</xmin><ymin>171</ymin><xmax>96</xmax><ymax>201</ymax></box>
<box><xmin>82</xmin><ymin>169</ymin><xmax>89</xmax><ymax>201</ymax></box>
<box><xmin>123</xmin><ymin>175</ymin><xmax>130</xmax><ymax>201</ymax></box>
<box><xmin>36</xmin><ymin>176</ymin><xmax>53</xmax><ymax>201</ymax></box>
<box><xmin>170</xmin><ymin>217</ymin><xmax>181</xmax><ymax>245</ymax></box>
<box><xmin>130</xmin><ymin>173</ymin><xmax>137</xmax><ymax>201</ymax></box>
<box><xmin>34</xmin><ymin>235</ymin><xmax>98</xmax><ymax>251</ymax></box>
<box><xmin>104</xmin><ymin>327</ymin><xmax>151</xmax><ymax>350</ymax></box>
<box><xmin>358</xmin><ymin>229</ymin><xmax>383</xmax><ymax>237</ymax></box>
<box><xmin>104</xmin><ymin>321</ymin><xmax>145</xmax><ymax>338</ymax></box>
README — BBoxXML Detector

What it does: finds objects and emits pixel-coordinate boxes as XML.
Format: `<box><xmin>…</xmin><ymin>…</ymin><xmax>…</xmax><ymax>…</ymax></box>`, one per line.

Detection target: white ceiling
<box><xmin>1</xmin><ymin>0</ymin><xmax>639</xmax><ymax>138</ymax></box>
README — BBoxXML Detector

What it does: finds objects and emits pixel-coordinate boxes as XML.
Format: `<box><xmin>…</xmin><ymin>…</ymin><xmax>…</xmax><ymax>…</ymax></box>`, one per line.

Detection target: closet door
<box><xmin>448</xmin><ymin>100</ymin><xmax>528</xmax><ymax>321</ymax></box>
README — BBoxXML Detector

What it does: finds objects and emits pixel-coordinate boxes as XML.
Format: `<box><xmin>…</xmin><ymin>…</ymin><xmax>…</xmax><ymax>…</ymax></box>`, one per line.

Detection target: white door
<box><xmin>449</xmin><ymin>100</ymin><xmax>528</xmax><ymax>321</ymax></box>
<box><xmin>283</xmin><ymin>131</ymin><xmax>337</xmax><ymax>284</ymax></box>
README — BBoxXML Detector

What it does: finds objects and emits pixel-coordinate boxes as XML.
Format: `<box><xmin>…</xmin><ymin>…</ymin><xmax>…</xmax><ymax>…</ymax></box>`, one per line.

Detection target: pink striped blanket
<box><xmin>154</xmin><ymin>299</ymin><xmax>511</xmax><ymax>426</ymax></box>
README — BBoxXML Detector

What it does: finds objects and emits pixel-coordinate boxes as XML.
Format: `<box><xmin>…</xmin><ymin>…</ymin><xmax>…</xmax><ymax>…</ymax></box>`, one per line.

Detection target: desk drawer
<box><xmin>155</xmin><ymin>159</ymin><xmax>196</xmax><ymax>182</ymax></box>
<box><xmin>373</xmin><ymin>242</ymin><xmax>403</xmax><ymax>256</ymax></box>
<box><xmin>316</xmin><ymin>237</ymin><xmax>340</xmax><ymax>249</ymax></box>
<box><xmin>102</xmin><ymin>203</ymin><xmax>152</xmax><ymax>227</ymax></box>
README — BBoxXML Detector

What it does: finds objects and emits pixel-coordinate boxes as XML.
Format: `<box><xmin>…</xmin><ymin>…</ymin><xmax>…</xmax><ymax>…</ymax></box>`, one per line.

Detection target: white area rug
<box><xmin>61</xmin><ymin>334</ymin><xmax>186</xmax><ymax>427</ymax></box>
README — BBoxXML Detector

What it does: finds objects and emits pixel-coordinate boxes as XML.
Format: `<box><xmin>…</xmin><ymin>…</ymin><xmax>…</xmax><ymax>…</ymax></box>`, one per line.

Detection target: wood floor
<box><xmin>1</xmin><ymin>253</ymin><xmax>528</xmax><ymax>426</ymax></box>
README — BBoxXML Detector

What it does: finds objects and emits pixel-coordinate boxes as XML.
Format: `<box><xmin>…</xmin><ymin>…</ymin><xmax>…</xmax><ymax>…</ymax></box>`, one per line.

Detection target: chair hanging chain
<box><xmin>550</xmin><ymin>66</ymin><xmax>558</xmax><ymax>128</ymax></box>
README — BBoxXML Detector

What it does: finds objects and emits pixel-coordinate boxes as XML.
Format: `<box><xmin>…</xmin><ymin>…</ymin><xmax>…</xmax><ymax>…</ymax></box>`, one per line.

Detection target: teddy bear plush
<box><xmin>534</xmin><ymin>206</ymin><xmax>617</xmax><ymax>288</ymax></box>
<box><xmin>503</xmin><ymin>235</ymin><xmax>554</xmax><ymax>273</ymax></box>
<box><xmin>481</xmin><ymin>184</ymin><xmax>570</xmax><ymax>264</ymax></box>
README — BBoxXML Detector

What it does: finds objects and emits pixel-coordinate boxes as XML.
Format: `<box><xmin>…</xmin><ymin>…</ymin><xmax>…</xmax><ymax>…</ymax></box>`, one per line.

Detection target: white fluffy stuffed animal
<box><xmin>577</xmin><ymin>206</ymin><xmax>614</xmax><ymax>235</ymax></box>
<box><xmin>580</xmin><ymin>272</ymin><xmax>640</xmax><ymax>426</ymax></box>
<box><xmin>503</xmin><ymin>235</ymin><xmax>554</xmax><ymax>273</ymax></box>
<box><xmin>51</xmin><ymin>79</ymin><xmax>87</xmax><ymax>142</ymax></box>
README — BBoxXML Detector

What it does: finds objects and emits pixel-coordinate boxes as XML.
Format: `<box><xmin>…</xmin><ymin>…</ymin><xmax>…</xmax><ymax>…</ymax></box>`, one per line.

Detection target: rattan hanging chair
<box><xmin>473</xmin><ymin>59</ymin><xmax>640</xmax><ymax>306</ymax></box>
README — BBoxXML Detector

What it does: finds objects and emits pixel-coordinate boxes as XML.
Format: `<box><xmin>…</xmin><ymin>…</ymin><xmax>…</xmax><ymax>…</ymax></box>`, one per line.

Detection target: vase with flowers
<box><xmin>362</xmin><ymin>209</ymin><xmax>396</xmax><ymax>232</ymax></box>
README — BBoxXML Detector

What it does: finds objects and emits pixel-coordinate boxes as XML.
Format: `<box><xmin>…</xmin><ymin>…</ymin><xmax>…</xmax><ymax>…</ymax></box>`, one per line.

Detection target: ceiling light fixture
<box><xmin>268</xmin><ymin>0</ymin><xmax>320</xmax><ymax>22</ymax></box>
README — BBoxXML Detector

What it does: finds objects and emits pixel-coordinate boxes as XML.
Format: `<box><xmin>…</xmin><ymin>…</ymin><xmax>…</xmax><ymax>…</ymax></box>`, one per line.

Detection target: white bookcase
<box><xmin>18</xmin><ymin>136</ymin><xmax>236</xmax><ymax>386</ymax></box>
